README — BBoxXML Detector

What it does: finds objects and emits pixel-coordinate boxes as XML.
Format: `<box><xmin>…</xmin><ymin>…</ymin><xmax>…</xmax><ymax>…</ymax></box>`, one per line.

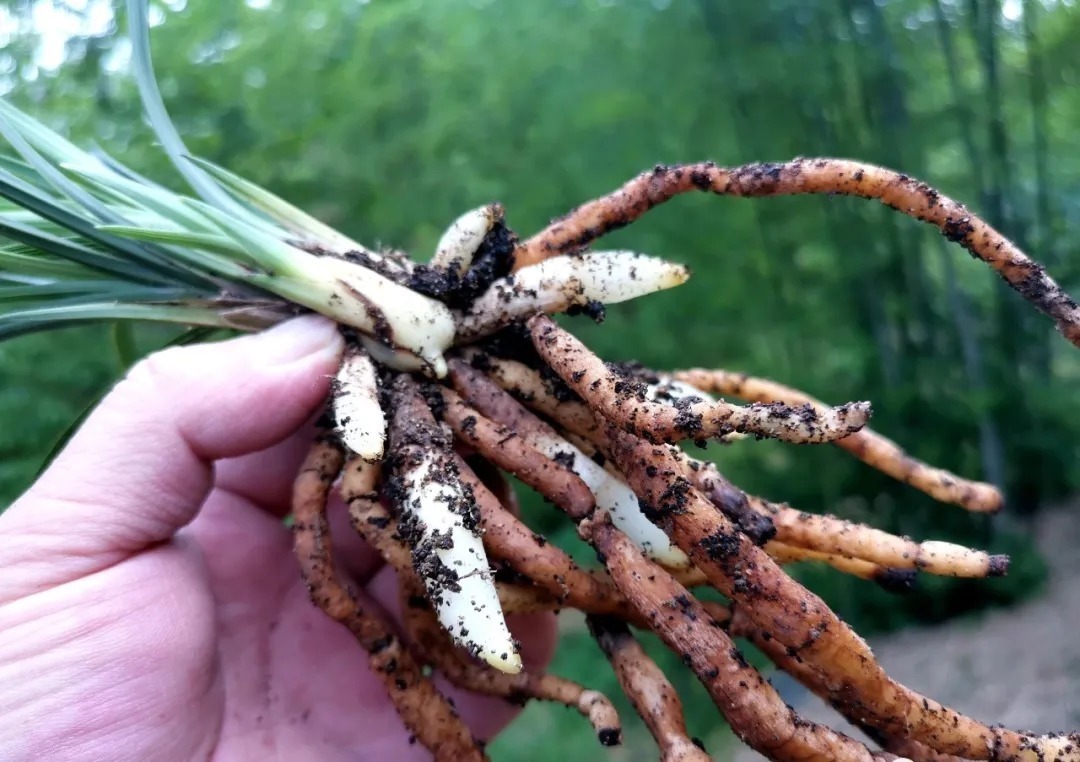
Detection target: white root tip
<box><xmin>333</xmin><ymin>347</ymin><xmax>385</xmax><ymax>461</ymax></box>
<box><xmin>402</xmin><ymin>455</ymin><xmax>520</xmax><ymax>674</ymax></box>
<box><xmin>357</xmin><ymin>335</ymin><xmax>448</xmax><ymax>379</ymax></box>
<box><xmin>523</xmin><ymin>430</ymin><xmax>691</xmax><ymax>568</ymax></box>
<box><xmin>458</xmin><ymin>251</ymin><xmax>690</xmax><ymax>341</ymax></box>
<box><xmin>431</xmin><ymin>203</ymin><xmax>501</xmax><ymax>276</ymax></box>
<box><xmin>647</xmin><ymin>377</ymin><xmax>746</xmax><ymax>443</ymax></box>
<box><xmin>645</xmin><ymin>378</ymin><xmax>716</xmax><ymax>405</ymax></box>
<box><xmin>309</xmin><ymin>256</ymin><xmax>455</xmax><ymax>373</ymax></box>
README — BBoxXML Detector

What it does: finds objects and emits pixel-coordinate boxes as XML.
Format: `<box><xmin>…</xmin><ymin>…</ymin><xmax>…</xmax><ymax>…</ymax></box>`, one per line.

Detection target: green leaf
<box><xmin>97</xmin><ymin>225</ymin><xmax>241</xmax><ymax>255</ymax></box>
<box><xmin>127</xmin><ymin>0</ymin><xmax>253</xmax><ymax>219</ymax></box>
<box><xmin>0</xmin><ymin>245</ymin><xmax>100</xmax><ymax>280</ymax></box>
<box><xmin>111</xmin><ymin>322</ymin><xmax>139</xmax><ymax>369</ymax></box>
<box><xmin>187</xmin><ymin>156</ymin><xmax>364</xmax><ymax>252</ymax></box>
<box><xmin>0</xmin><ymin>104</ymin><xmax>140</xmax><ymax>231</ymax></box>
<box><xmin>87</xmin><ymin>144</ymin><xmax>171</xmax><ymax>193</ymax></box>
<box><xmin>182</xmin><ymin>199</ymin><xmax>307</xmax><ymax>275</ymax></box>
<box><xmin>96</xmin><ymin>225</ymin><xmax>256</xmax><ymax>279</ymax></box>
<box><xmin>0</xmin><ymin>302</ymin><xmax>255</xmax><ymax>341</ymax></box>
<box><xmin>62</xmin><ymin>161</ymin><xmax>221</xmax><ymax>235</ymax></box>
<box><xmin>0</xmin><ymin>281</ymin><xmax>191</xmax><ymax>306</ymax></box>
<box><xmin>0</xmin><ymin>105</ymin><xmax>213</xmax><ymax>287</ymax></box>
<box><xmin>0</xmin><ymin>208</ymin><xmax>154</xmax><ymax>282</ymax></box>
<box><xmin>0</xmin><ymin>155</ymin><xmax>47</xmax><ymax>189</ymax></box>
<box><xmin>0</xmin><ymin>168</ymin><xmax>208</xmax><ymax>287</ymax></box>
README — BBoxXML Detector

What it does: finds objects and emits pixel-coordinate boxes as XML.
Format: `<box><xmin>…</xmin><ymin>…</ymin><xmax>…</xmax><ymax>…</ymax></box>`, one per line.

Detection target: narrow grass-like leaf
<box><xmin>187</xmin><ymin>155</ymin><xmax>366</xmax><ymax>253</ymax></box>
<box><xmin>88</xmin><ymin>145</ymin><xmax>171</xmax><ymax>192</ymax></box>
<box><xmin>0</xmin><ymin>105</ymin><xmax>135</xmax><ymax>228</ymax></box>
<box><xmin>0</xmin><ymin>210</ymin><xmax>156</xmax><ymax>282</ymax></box>
<box><xmin>0</xmin><ymin>168</ymin><xmax>210</xmax><ymax>287</ymax></box>
<box><xmin>0</xmin><ymin>208</ymin><xmax>104</xmax><ymax>245</ymax></box>
<box><xmin>0</xmin><ymin>302</ymin><xmax>255</xmax><ymax>341</ymax></box>
<box><xmin>0</xmin><ymin>105</ymin><xmax>147</xmax><ymax>212</ymax></box>
<box><xmin>96</xmin><ymin>225</ymin><xmax>255</xmax><ymax>279</ymax></box>
<box><xmin>183</xmin><ymin>199</ymin><xmax>307</xmax><ymax>275</ymax></box>
<box><xmin>0</xmin><ymin>107</ymin><xmax>211</xmax><ymax>287</ymax></box>
<box><xmin>0</xmin><ymin>155</ymin><xmax>47</xmax><ymax>189</ymax></box>
<box><xmin>127</xmin><ymin>0</ymin><xmax>253</xmax><ymax>219</ymax></box>
<box><xmin>0</xmin><ymin>101</ymin><xmax>105</xmax><ymax>171</ymax></box>
<box><xmin>0</xmin><ymin>281</ymin><xmax>129</xmax><ymax>301</ymax></box>
<box><xmin>0</xmin><ymin>245</ymin><xmax>100</xmax><ymax>280</ymax></box>
<box><xmin>96</xmin><ymin>226</ymin><xmax>242</xmax><ymax>256</ymax></box>
<box><xmin>0</xmin><ymin>282</ymin><xmax>191</xmax><ymax>305</ymax></box>
<box><xmin>0</xmin><ymin>273</ymin><xmax>48</xmax><ymax>285</ymax></box>
<box><xmin>0</xmin><ymin>205</ymin><xmax>81</xmax><ymax>230</ymax></box>
<box><xmin>63</xmin><ymin>162</ymin><xmax>220</xmax><ymax>234</ymax></box>
<box><xmin>112</xmin><ymin>322</ymin><xmax>139</xmax><ymax>368</ymax></box>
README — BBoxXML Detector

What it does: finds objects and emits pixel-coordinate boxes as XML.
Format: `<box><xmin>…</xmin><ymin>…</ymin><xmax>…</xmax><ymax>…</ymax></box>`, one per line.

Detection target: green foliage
<box><xmin>0</xmin><ymin>325</ymin><xmax>117</xmax><ymax>503</ymax></box>
<box><xmin>2</xmin><ymin>0</ymin><xmax>1078</xmax><ymax>753</ymax></box>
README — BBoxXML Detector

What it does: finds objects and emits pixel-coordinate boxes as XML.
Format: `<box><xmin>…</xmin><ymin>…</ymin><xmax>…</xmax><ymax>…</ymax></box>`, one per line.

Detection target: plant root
<box><xmin>587</xmin><ymin>614</ymin><xmax>711</xmax><ymax>762</ymax></box>
<box><xmin>528</xmin><ymin>314</ymin><xmax>871</xmax><ymax>445</ymax></box>
<box><xmin>605</xmin><ymin>426</ymin><xmax>1079</xmax><ymax>760</ymax></box>
<box><xmin>399</xmin><ymin>577</ymin><xmax>624</xmax><ymax>747</ymax></box>
<box><xmin>292</xmin><ymin>438</ymin><xmax>486</xmax><ymax>761</ymax></box>
<box><xmin>582</xmin><ymin>512</ymin><xmax>893</xmax><ymax>762</ymax></box>
<box><xmin>282</xmin><ymin>155</ymin><xmax>1080</xmax><ymax>760</ymax></box>
<box><xmin>674</xmin><ymin>368</ymin><xmax>1002</xmax><ymax>512</ymax></box>
<box><xmin>750</xmin><ymin>495</ymin><xmax>1008</xmax><ymax>578</ymax></box>
<box><xmin>513</xmin><ymin>158</ymin><xmax>1080</xmax><ymax>350</ymax></box>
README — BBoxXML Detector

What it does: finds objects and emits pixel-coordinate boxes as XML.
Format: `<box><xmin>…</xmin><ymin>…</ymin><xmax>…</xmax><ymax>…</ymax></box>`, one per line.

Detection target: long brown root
<box><xmin>513</xmin><ymin>158</ymin><xmax>1080</xmax><ymax>349</ymax></box>
<box><xmin>587</xmin><ymin>615</ymin><xmax>711</xmax><ymax>762</ymax></box>
<box><xmin>466</xmin><ymin>351</ymin><xmax>602</xmax><ymax>441</ymax></box>
<box><xmin>674</xmin><ymin>367</ymin><xmax>1002</xmax><ymax>512</ymax></box>
<box><xmin>454</xmin><ymin>455</ymin><xmax>619</xmax><ymax>612</ymax></box>
<box><xmin>280</xmin><ymin>154</ymin><xmax>1080</xmax><ymax>761</ymax></box>
<box><xmin>605</xmin><ymin>427</ymin><xmax>1077</xmax><ymax>760</ymax></box>
<box><xmin>751</xmin><ymin>495</ymin><xmax>1008</xmax><ymax>579</ymax></box>
<box><xmin>473</xmin><ymin>352</ymin><xmax>776</xmax><ymax>543</ymax></box>
<box><xmin>763</xmin><ymin>540</ymin><xmax>915</xmax><ymax>590</ymax></box>
<box><xmin>292</xmin><ymin>439</ymin><xmax>486</xmax><ymax>761</ymax></box>
<box><xmin>584</xmin><ymin>513</ymin><xmax>891</xmax><ymax>762</ymax></box>
<box><xmin>440</xmin><ymin>385</ymin><xmax>595</xmax><ymax>518</ymax></box>
<box><xmin>400</xmin><ymin>578</ymin><xmax>623</xmax><ymax>747</ymax></box>
<box><xmin>340</xmin><ymin>456</ymin><xmax>424</xmax><ymax>583</ymax></box>
<box><xmin>528</xmin><ymin>314</ymin><xmax>871</xmax><ymax>445</ymax></box>
<box><xmin>723</xmin><ymin>608</ymin><xmax>966</xmax><ymax>762</ymax></box>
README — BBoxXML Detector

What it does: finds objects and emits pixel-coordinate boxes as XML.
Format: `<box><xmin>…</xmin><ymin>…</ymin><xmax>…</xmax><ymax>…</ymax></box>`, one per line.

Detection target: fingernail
<box><xmin>252</xmin><ymin>315</ymin><xmax>344</xmax><ymax>367</ymax></box>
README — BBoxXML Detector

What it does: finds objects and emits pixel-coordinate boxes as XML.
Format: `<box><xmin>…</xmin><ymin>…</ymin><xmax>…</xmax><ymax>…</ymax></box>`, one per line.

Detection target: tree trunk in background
<box><xmin>967</xmin><ymin>0</ymin><xmax>1049</xmax><ymax>509</ymax></box>
<box><xmin>809</xmin><ymin>4</ymin><xmax>900</xmax><ymax>389</ymax></box>
<box><xmin>841</xmin><ymin>0</ymin><xmax>939</xmax><ymax>365</ymax></box>
<box><xmin>926</xmin><ymin>0</ymin><xmax>1011</xmax><ymax>495</ymax></box>
<box><xmin>1021</xmin><ymin>0</ymin><xmax>1058</xmax><ymax>271</ymax></box>
<box><xmin>842</xmin><ymin>0</ymin><xmax>1009</xmax><ymax>501</ymax></box>
<box><xmin>695</xmin><ymin>0</ymin><xmax>799</xmax><ymax>379</ymax></box>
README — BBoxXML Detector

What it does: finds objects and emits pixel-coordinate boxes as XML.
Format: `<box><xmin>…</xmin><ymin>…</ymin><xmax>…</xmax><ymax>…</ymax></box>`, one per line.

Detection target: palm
<box><xmin>185</xmin><ymin>490</ymin><xmax>524</xmax><ymax>759</ymax></box>
<box><xmin>0</xmin><ymin>323</ymin><xmax>556</xmax><ymax>761</ymax></box>
<box><xmin>190</xmin><ymin>471</ymin><xmax>544</xmax><ymax>760</ymax></box>
<box><xmin>2</xmin><ymin>472</ymin><xmax>529</xmax><ymax>761</ymax></box>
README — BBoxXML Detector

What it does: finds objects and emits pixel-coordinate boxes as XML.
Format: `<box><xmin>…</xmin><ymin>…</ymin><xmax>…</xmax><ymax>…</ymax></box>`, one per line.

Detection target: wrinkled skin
<box><xmin>0</xmin><ymin>317</ymin><xmax>556</xmax><ymax>761</ymax></box>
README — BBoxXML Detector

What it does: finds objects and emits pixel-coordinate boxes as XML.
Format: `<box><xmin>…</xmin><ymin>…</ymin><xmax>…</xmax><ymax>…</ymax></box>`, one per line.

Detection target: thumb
<box><xmin>0</xmin><ymin>316</ymin><xmax>343</xmax><ymax>598</ymax></box>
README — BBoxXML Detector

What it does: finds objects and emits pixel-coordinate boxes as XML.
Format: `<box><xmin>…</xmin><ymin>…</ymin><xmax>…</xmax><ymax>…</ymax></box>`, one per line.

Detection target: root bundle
<box><xmin>288</xmin><ymin>159</ymin><xmax>1080</xmax><ymax>761</ymax></box>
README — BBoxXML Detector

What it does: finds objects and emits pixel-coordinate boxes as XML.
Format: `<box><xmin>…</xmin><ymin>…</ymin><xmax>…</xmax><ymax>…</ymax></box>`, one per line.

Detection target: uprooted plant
<box><xmin>2</xmin><ymin>2</ymin><xmax>1079</xmax><ymax>760</ymax></box>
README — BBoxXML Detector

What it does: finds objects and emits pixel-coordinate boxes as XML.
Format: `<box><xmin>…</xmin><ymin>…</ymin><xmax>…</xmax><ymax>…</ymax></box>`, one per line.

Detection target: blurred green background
<box><xmin>1</xmin><ymin>0</ymin><xmax>1078</xmax><ymax>757</ymax></box>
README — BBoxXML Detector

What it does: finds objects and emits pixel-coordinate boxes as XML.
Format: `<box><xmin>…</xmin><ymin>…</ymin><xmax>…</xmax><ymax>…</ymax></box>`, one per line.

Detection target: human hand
<box><xmin>0</xmin><ymin>316</ymin><xmax>557</xmax><ymax>761</ymax></box>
